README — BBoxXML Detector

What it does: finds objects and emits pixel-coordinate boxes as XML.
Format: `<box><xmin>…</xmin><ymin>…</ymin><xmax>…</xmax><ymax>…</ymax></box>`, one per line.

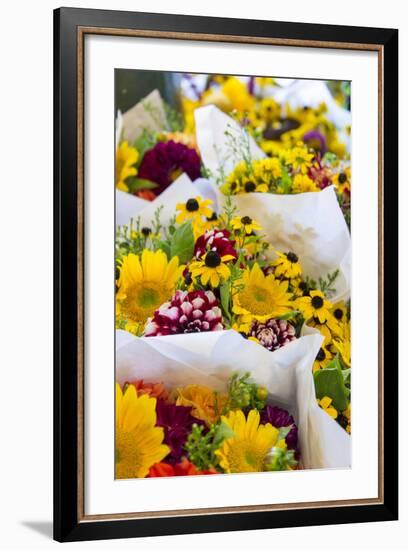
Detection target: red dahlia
<box><xmin>144</xmin><ymin>290</ymin><xmax>223</xmax><ymax>336</ymax></box>
<box><xmin>194</xmin><ymin>229</ymin><xmax>237</xmax><ymax>261</ymax></box>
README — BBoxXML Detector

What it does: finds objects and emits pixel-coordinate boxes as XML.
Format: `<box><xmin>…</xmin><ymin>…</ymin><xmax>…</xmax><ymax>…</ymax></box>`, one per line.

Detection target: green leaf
<box><xmin>155</xmin><ymin>240</ymin><xmax>171</xmax><ymax>259</ymax></box>
<box><xmin>277</xmin><ymin>310</ymin><xmax>299</xmax><ymax>321</ymax></box>
<box><xmin>314</xmin><ymin>355</ymin><xmax>350</xmax><ymax>411</ymax></box>
<box><xmin>279</xmin><ymin>165</ymin><xmax>293</xmax><ymax>194</ymax></box>
<box><xmin>133</xmin><ymin>129</ymin><xmax>157</xmax><ymax>161</ymax></box>
<box><xmin>213</xmin><ymin>421</ymin><xmax>235</xmax><ymax>447</ymax></box>
<box><xmin>219</xmin><ymin>282</ymin><xmax>231</xmax><ymax>320</ymax></box>
<box><xmin>127</xmin><ymin>177</ymin><xmax>158</xmax><ymax>192</ymax></box>
<box><xmin>169</xmin><ymin>222</ymin><xmax>195</xmax><ymax>264</ymax></box>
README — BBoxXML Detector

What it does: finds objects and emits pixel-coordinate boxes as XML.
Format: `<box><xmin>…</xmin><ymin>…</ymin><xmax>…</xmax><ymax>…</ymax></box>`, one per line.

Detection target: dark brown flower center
<box><xmin>205</xmin><ymin>251</ymin><xmax>221</xmax><ymax>268</ymax></box>
<box><xmin>186</xmin><ymin>198</ymin><xmax>199</xmax><ymax>212</ymax></box>
<box><xmin>230</xmin><ymin>182</ymin><xmax>237</xmax><ymax>191</ymax></box>
<box><xmin>286</xmin><ymin>251</ymin><xmax>298</xmax><ymax>263</ymax></box>
<box><xmin>241</xmin><ymin>216</ymin><xmax>252</xmax><ymax>225</ymax></box>
<box><xmin>316</xmin><ymin>348</ymin><xmax>326</xmax><ymax>361</ymax></box>
<box><xmin>338</xmin><ymin>172</ymin><xmax>347</xmax><ymax>184</ymax></box>
<box><xmin>311</xmin><ymin>296</ymin><xmax>324</xmax><ymax>309</ymax></box>
<box><xmin>141</xmin><ymin>226</ymin><xmax>151</xmax><ymax>236</ymax></box>
<box><xmin>334</xmin><ymin>308</ymin><xmax>344</xmax><ymax>320</ymax></box>
<box><xmin>244</xmin><ymin>181</ymin><xmax>256</xmax><ymax>193</ymax></box>
<box><xmin>206</xmin><ymin>212</ymin><xmax>218</xmax><ymax>222</ymax></box>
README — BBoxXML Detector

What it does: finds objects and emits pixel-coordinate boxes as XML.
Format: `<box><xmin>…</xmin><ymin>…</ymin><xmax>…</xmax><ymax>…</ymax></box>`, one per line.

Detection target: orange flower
<box><xmin>127</xmin><ymin>380</ymin><xmax>169</xmax><ymax>401</ymax></box>
<box><xmin>171</xmin><ymin>385</ymin><xmax>228</xmax><ymax>426</ymax></box>
<box><xmin>149</xmin><ymin>458</ymin><xmax>217</xmax><ymax>477</ymax></box>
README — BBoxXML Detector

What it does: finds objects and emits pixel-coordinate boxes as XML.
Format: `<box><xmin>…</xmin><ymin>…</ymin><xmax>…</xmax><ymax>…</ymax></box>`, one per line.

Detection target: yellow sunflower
<box><xmin>231</xmin><ymin>215</ymin><xmax>262</xmax><ymax>235</ymax></box>
<box><xmin>296</xmin><ymin>290</ymin><xmax>333</xmax><ymax>324</ymax></box>
<box><xmin>116</xmin><ymin>250</ymin><xmax>184</xmax><ymax>326</ymax></box>
<box><xmin>272</xmin><ymin>251</ymin><xmax>302</xmax><ymax>279</ymax></box>
<box><xmin>189</xmin><ymin>251</ymin><xmax>234</xmax><ymax>288</ymax></box>
<box><xmin>215</xmin><ymin>409</ymin><xmax>279</xmax><ymax>473</ymax></box>
<box><xmin>115</xmin><ymin>383</ymin><xmax>169</xmax><ymax>479</ymax></box>
<box><xmin>172</xmin><ymin>385</ymin><xmax>228</xmax><ymax>426</ymax></box>
<box><xmin>233</xmin><ymin>263</ymin><xmax>294</xmax><ymax>322</ymax></box>
<box><xmin>176</xmin><ymin>197</ymin><xmax>213</xmax><ymax>225</ymax></box>
<box><xmin>116</xmin><ymin>141</ymin><xmax>139</xmax><ymax>192</ymax></box>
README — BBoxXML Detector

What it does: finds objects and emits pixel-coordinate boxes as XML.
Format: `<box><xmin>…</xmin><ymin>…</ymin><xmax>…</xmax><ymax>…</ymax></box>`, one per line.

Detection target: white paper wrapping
<box><xmin>116</xmin><ymin>328</ymin><xmax>351</xmax><ymax>470</ymax></box>
<box><xmin>115</xmin><ymin>174</ymin><xmax>219</xmax><ymax>229</ymax></box>
<box><xmin>194</xmin><ymin>105</ymin><xmax>351</xmax><ymax>301</ymax></box>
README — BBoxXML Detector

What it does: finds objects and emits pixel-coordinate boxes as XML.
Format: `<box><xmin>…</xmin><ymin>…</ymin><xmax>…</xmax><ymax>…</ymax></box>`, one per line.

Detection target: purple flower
<box><xmin>138</xmin><ymin>140</ymin><xmax>201</xmax><ymax>196</ymax></box>
<box><xmin>260</xmin><ymin>405</ymin><xmax>298</xmax><ymax>452</ymax></box>
<box><xmin>155</xmin><ymin>400</ymin><xmax>205</xmax><ymax>463</ymax></box>
<box><xmin>303</xmin><ymin>130</ymin><xmax>327</xmax><ymax>156</ymax></box>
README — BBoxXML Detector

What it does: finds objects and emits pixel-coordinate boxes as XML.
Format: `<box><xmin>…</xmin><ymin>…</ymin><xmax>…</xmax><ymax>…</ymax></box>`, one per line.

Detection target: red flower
<box><xmin>138</xmin><ymin>140</ymin><xmax>201</xmax><ymax>196</ymax></box>
<box><xmin>194</xmin><ymin>229</ymin><xmax>237</xmax><ymax>261</ymax></box>
<box><xmin>149</xmin><ymin>458</ymin><xmax>217</xmax><ymax>477</ymax></box>
<box><xmin>126</xmin><ymin>379</ymin><xmax>169</xmax><ymax>400</ymax></box>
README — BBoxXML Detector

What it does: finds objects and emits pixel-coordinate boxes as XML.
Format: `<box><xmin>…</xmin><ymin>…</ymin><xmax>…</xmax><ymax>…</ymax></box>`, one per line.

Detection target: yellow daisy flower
<box><xmin>221</xmin><ymin>77</ymin><xmax>255</xmax><ymax>113</ymax></box>
<box><xmin>332</xmin><ymin>167</ymin><xmax>351</xmax><ymax>194</ymax></box>
<box><xmin>284</xmin><ymin>142</ymin><xmax>314</xmax><ymax>174</ymax></box>
<box><xmin>172</xmin><ymin>385</ymin><xmax>228</xmax><ymax>426</ymax></box>
<box><xmin>233</xmin><ymin>263</ymin><xmax>294</xmax><ymax>322</ymax></box>
<box><xmin>116</xmin><ymin>141</ymin><xmax>139</xmax><ymax>192</ymax></box>
<box><xmin>313</xmin><ymin>346</ymin><xmax>334</xmax><ymax>373</ymax></box>
<box><xmin>189</xmin><ymin>251</ymin><xmax>234</xmax><ymax>288</ymax></box>
<box><xmin>317</xmin><ymin>396</ymin><xmax>338</xmax><ymax>420</ymax></box>
<box><xmin>116</xmin><ymin>250</ymin><xmax>184</xmax><ymax>325</ymax></box>
<box><xmin>176</xmin><ymin>197</ymin><xmax>213</xmax><ymax>225</ymax></box>
<box><xmin>215</xmin><ymin>409</ymin><xmax>279</xmax><ymax>473</ymax></box>
<box><xmin>306</xmin><ymin>315</ymin><xmax>342</xmax><ymax>345</ymax></box>
<box><xmin>115</xmin><ymin>383</ymin><xmax>169</xmax><ymax>479</ymax></box>
<box><xmin>292</xmin><ymin>174</ymin><xmax>319</xmax><ymax>193</ymax></box>
<box><xmin>296</xmin><ymin>290</ymin><xmax>333</xmax><ymax>324</ymax></box>
<box><xmin>231</xmin><ymin>215</ymin><xmax>262</xmax><ymax>235</ymax></box>
<box><xmin>272</xmin><ymin>251</ymin><xmax>302</xmax><ymax>279</ymax></box>
<box><xmin>332</xmin><ymin>321</ymin><xmax>351</xmax><ymax>367</ymax></box>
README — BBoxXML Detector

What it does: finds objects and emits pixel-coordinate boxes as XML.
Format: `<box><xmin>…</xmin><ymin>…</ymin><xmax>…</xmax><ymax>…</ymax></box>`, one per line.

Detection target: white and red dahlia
<box><xmin>144</xmin><ymin>290</ymin><xmax>223</xmax><ymax>336</ymax></box>
<box><xmin>194</xmin><ymin>229</ymin><xmax>237</xmax><ymax>261</ymax></box>
<box><xmin>248</xmin><ymin>318</ymin><xmax>297</xmax><ymax>352</ymax></box>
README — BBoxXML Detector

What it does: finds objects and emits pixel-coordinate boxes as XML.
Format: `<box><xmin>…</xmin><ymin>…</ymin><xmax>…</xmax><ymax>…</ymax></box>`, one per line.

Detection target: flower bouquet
<box><xmin>114</xmin><ymin>75</ymin><xmax>352</xmax><ymax>479</ymax></box>
<box><xmin>115</xmin><ymin>89</ymin><xmax>214</xmax><ymax>227</ymax></box>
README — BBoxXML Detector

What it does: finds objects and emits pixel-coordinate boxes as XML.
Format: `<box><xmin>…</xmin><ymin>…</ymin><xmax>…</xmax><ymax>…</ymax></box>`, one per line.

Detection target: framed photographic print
<box><xmin>54</xmin><ymin>7</ymin><xmax>398</xmax><ymax>542</ymax></box>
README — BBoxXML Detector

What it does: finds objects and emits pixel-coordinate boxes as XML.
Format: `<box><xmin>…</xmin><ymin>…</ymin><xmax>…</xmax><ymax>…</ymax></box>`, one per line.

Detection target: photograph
<box><xmin>114</xmin><ymin>70</ymin><xmax>352</xmax><ymax>479</ymax></box>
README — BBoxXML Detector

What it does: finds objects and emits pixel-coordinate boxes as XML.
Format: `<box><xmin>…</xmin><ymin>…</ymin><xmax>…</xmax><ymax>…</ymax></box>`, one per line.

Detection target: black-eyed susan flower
<box><xmin>176</xmin><ymin>196</ymin><xmax>213</xmax><ymax>225</ymax></box>
<box><xmin>333</xmin><ymin>167</ymin><xmax>351</xmax><ymax>194</ymax></box>
<box><xmin>272</xmin><ymin>250</ymin><xmax>302</xmax><ymax>279</ymax></box>
<box><xmin>332</xmin><ymin>322</ymin><xmax>351</xmax><ymax>367</ymax></box>
<box><xmin>232</xmin><ymin>263</ymin><xmax>294</xmax><ymax>322</ymax></box>
<box><xmin>189</xmin><ymin>251</ymin><xmax>234</xmax><ymax>287</ymax></box>
<box><xmin>116</xmin><ymin>141</ymin><xmax>139</xmax><ymax>192</ymax></box>
<box><xmin>307</xmin><ymin>315</ymin><xmax>342</xmax><ymax>346</ymax></box>
<box><xmin>215</xmin><ymin>409</ymin><xmax>279</xmax><ymax>473</ymax></box>
<box><xmin>231</xmin><ymin>215</ymin><xmax>262</xmax><ymax>235</ymax></box>
<box><xmin>296</xmin><ymin>290</ymin><xmax>333</xmax><ymax>323</ymax></box>
<box><xmin>317</xmin><ymin>396</ymin><xmax>338</xmax><ymax>420</ymax></box>
<box><xmin>115</xmin><ymin>383</ymin><xmax>169</xmax><ymax>479</ymax></box>
<box><xmin>313</xmin><ymin>346</ymin><xmax>334</xmax><ymax>373</ymax></box>
<box><xmin>116</xmin><ymin>250</ymin><xmax>185</xmax><ymax>329</ymax></box>
<box><xmin>331</xmin><ymin>300</ymin><xmax>348</xmax><ymax>324</ymax></box>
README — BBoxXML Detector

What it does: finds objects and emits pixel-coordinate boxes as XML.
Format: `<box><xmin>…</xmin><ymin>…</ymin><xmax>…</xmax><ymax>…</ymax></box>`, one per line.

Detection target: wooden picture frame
<box><xmin>54</xmin><ymin>7</ymin><xmax>398</xmax><ymax>542</ymax></box>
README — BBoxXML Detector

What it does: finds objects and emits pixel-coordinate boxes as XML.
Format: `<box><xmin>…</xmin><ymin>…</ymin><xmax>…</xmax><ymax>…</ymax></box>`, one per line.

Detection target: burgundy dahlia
<box><xmin>155</xmin><ymin>400</ymin><xmax>205</xmax><ymax>463</ymax></box>
<box><xmin>249</xmin><ymin>318</ymin><xmax>296</xmax><ymax>352</ymax></box>
<box><xmin>144</xmin><ymin>290</ymin><xmax>223</xmax><ymax>336</ymax></box>
<box><xmin>260</xmin><ymin>405</ymin><xmax>298</xmax><ymax>451</ymax></box>
<box><xmin>194</xmin><ymin>229</ymin><xmax>237</xmax><ymax>261</ymax></box>
<box><xmin>307</xmin><ymin>155</ymin><xmax>332</xmax><ymax>190</ymax></box>
<box><xmin>138</xmin><ymin>140</ymin><xmax>201</xmax><ymax>196</ymax></box>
